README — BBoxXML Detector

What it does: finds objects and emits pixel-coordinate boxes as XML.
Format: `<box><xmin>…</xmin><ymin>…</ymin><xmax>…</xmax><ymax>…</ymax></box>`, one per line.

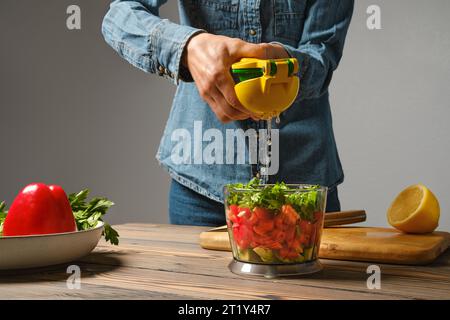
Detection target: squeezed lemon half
<box><xmin>387</xmin><ymin>184</ymin><xmax>440</xmax><ymax>234</ymax></box>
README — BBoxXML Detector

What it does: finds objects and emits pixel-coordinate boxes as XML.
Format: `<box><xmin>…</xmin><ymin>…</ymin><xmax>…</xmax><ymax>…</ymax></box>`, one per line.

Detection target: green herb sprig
<box><xmin>0</xmin><ymin>201</ymin><xmax>8</xmax><ymax>235</ymax></box>
<box><xmin>68</xmin><ymin>189</ymin><xmax>119</xmax><ymax>245</ymax></box>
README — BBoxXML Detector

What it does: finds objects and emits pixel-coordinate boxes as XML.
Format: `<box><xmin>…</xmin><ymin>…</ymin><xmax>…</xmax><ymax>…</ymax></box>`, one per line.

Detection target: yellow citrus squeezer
<box><xmin>231</xmin><ymin>58</ymin><xmax>299</xmax><ymax>119</ymax></box>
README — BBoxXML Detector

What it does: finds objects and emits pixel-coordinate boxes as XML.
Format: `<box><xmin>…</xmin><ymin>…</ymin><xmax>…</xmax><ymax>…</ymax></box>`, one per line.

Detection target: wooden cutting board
<box><xmin>199</xmin><ymin>227</ymin><xmax>450</xmax><ymax>265</ymax></box>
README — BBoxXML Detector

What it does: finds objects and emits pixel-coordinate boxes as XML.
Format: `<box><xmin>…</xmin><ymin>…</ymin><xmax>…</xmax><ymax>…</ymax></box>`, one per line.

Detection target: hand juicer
<box><xmin>231</xmin><ymin>58</ymin><xmax>300</xmax><ymax>119</ymax></box>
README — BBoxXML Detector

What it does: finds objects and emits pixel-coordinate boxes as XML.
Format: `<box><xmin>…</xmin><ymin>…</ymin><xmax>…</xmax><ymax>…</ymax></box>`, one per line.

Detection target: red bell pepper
<box><xmin>3</xmin><ymin>183</ymin><xmax>76</xmax><ymax>236</ymax></box>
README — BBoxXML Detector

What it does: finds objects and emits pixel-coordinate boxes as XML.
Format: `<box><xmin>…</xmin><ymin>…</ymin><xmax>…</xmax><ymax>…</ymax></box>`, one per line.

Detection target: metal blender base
<box><xmin>229</xmin><ymin>259</ymin><xmax>323</xmax><ymax>278</ymax></box>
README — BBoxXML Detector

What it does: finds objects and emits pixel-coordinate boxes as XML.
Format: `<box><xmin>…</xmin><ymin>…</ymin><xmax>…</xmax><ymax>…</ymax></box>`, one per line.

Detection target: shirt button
<box><xmin>249</xmin><ymin>29</ymin><xmax>256</xmax><ymax>36</ymax></box>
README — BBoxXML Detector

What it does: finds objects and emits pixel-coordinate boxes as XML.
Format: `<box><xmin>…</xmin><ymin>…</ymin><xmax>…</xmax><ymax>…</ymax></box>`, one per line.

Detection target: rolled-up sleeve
<box><xmin>101</xmin><ymin>0</ymin><xmax>205</xmax><ymax>84</ymax></box>
<box><xmin>277</xmin><ymin>0</ymin><xmax>354</xmax><ymax>100</ymax></box>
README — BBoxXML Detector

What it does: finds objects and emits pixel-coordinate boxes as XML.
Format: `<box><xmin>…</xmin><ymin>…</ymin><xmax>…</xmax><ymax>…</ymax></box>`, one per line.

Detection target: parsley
<box><xmin>226</xmin><ymin>179</ymin><xmax>322</xmax><ymax>221</ymax></box>
<box><xmin>68</xmin><ymin>189</ymin><xmax>119</xmax><ymax>245</ymax></box>
<box><xmin>0</xmin><ymin>201</ymin><xmax>7</xmax><ymax>235</ymax></box>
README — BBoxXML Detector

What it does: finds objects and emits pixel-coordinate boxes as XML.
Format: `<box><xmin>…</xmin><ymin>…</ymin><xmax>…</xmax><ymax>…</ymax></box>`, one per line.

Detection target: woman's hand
<box><xmin>183</xmin><ymin>33</ymin><xmax>289</xmax><ymax>123</ymax></box>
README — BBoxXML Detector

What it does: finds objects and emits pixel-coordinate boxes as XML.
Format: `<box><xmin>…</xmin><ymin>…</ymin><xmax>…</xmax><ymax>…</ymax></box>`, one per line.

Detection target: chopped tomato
<box><xmin>228</xmin><ymin>205</ymin><xmax>252</xmax><ymax>224</ymax></box>
<box><xmin>233</xmin><ymin>223</ymin><xmax>252</xmax><ymax>250</ymax></box>
<box><xmin>299</xmin><ymin>233</ymin><xmax>309</xmax><ymax>245</ymax></box>
<box><xmin>272</xmin><ymin>229</ymin><xmax>286</xmax><ymax>243</ymax></box>
<box><xmin>287</xmin><ymin>235</ymin><xmax>303</xmax><ymax>251</ymax></box>
<box><xmin>256</xmin><ymin>232</ymin><xmax>283</xmax><ymax>249</ymax></box>
<box><xmin>299</xmin><ymin>219</ymin><xmax>313</xmax><ymax>233</ymax></box>
<box><xmin>237</xmin><ymin>207</ymin><xmax>251</xmax><ymax>220</ymax></box>
<box><xmin>281</xmin><ymin>204</ymin><xmax>299</xmax><ymax>225</ymax></box>
<box><xmin>314</xmin><ymin>211</ymin><xmax>324</xmax><ymax>224</ymax></box>
<box><xmin>252</xmin><ymin>233</ymin><xmax>269</xmax><ymax>246</ymax></box>
<box><xmin>274</xmin><ymin>214</ymin><xmax>284</xmax><ymax>229</ymax></box>
<box><xmin>264</xmin><ymin>240</ymin><xmax>283</xmax><ymax>250</ymax></box>
<box><xmin>299</xmin><ymin>220</ymin><xmax>314</xmax><ymax>245</ymax></box>
<box><xmin>284</xmin><ymin>225</ymin><xmax>296</xmax><ymax>243</ymax></box>
<box><xmin>279</xmin><ymin>247</ymin><xmax>300</xmax><ymax>259</ymax></box>
<box><xmin>253</xmin><ymin>207</ymin><xmax>272</xmax><ymax>220</ymax></box>
<box><xmin>247</xmin><ymin>211</ymin><xmax>259</xmax><ymax>225</ymax></box>
<box><xmin>227</xmin><ymin>205</ymin><xmax>240</xmax><ymax>223</ymax></box>
<box><xmin>253</xmin><ymin>219</ymin><xmax>274</xmax><ymax>236</ymax></box>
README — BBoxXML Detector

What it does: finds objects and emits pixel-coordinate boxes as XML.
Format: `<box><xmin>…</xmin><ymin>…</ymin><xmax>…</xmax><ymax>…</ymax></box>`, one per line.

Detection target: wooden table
<box><xmin>1</xmin><ymin>224</ymin><xmax>449</xmax><ymax>299</ymax></box>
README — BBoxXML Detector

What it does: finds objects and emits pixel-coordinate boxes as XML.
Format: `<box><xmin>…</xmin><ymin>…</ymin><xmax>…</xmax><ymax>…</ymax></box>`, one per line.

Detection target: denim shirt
<box><xmin>102</xmin><ymin>0</ymin><xmax>354</xmax><ymax>202</ymax></box>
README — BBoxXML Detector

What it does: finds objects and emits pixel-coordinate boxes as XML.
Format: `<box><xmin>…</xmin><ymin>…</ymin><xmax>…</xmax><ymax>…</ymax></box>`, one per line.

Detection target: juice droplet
<box><xmin>275</xmin><ymin>115</ymin><xmax>281</xmax><ymax>124</ymax></box>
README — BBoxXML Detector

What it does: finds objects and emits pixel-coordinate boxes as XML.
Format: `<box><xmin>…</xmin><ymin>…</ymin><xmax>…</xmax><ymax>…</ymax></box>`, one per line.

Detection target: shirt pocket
<box><xmin>185</xmin><ymin>0</ymin><xmax>239</xmax><ymax>34</ymax></box>
<box><xmin>273</xmin><ymin>0</ymin><xmax>306</xmax><ymax>43</ymax></box>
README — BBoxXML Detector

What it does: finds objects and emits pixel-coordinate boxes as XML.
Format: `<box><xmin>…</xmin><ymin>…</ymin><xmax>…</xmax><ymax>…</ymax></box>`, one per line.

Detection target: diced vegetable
<box><xmin>253</xmin><ymin>247</ymin><xmax>275</xmax><ymax>262</ymax></box>
<box><xmin>237</xmin><ymin>248</ymin><xmax>262</xmax><ymax>262</ymax></box>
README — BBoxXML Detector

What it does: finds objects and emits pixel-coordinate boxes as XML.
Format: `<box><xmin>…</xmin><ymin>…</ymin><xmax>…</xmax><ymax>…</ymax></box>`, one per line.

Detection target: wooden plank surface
<box><xmin>199</xmin><ymin>227</ymin><xmax>450</xmax><ymax>265</ymax></box>
<box><xmin>0</xmin><ymin>223</ymin><xmax>449</xmax><ymax>300</ymax></box>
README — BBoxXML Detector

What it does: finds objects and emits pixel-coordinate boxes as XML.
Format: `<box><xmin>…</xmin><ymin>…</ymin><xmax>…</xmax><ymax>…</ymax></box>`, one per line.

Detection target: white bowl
<box><xmin>0</xmin><ymin>221</ymin><xmax>104</xmax><ymax>270</ymax></box>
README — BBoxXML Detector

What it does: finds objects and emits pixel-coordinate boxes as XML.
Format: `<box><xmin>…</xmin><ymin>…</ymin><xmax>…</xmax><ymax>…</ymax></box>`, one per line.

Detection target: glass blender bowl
<box><xmin>224</xmin><ymin>184</ymin><xmax>327</xmax><ymax>278</ymax></box>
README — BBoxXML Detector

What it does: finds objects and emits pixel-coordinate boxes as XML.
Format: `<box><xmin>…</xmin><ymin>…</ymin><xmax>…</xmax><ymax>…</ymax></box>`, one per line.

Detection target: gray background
<box><xmin>1</xmin><ymin>0</ymin><xmax>449</xmax><ymax>230</ymax></box>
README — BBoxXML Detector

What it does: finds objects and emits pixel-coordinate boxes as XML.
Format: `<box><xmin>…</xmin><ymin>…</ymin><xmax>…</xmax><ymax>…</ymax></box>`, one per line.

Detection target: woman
<box><xmin>102</xmin><ymin>0</ymin><xmax>354</xmax><ymax>226</ymax></box>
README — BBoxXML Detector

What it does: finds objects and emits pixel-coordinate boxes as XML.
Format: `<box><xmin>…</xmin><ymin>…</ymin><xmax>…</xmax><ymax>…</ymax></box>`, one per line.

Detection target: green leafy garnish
<box><xmin>226</xmin><ymin>178</ymin><xmax>321</xmax><ymax>221</ymax></box>
<box><xmin>285</xmin><ymin>188</ymin><xmax>319</xmax><ymax>221</ymax></box>
<box><xmin>0</xmin><ymin>201</ymin><xmax>8</xmax><ymax>235</ymax></box>
<box><xmin>68</xmin><ymin>189</ymin><xmax>119</xmax><ymax>245</ymax></box>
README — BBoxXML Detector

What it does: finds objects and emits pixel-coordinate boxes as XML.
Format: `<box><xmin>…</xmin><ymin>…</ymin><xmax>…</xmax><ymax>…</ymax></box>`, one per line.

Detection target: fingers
<box><xmin>209</xmin><ymin>85</ymin><xmax>249</xmax><ymax>122</ymax></box>
<box><xmin>265</xmin><ymin>43</ymin><xmax>290</xmax><ymax>59</ymax></box>
<box><xmin>229</xmin><ymin>40</ymin><xmax>268</xmax><ymax>60</ymax></box>
<box><xmin>202</xmin><ymin>93</ymin><xmax>233</xmax><ymax>124</ymax></box>
<box><xmin>196</xmin><ymin>62</ymin><xmax>253</xmax><ymax>123</ymax></box>
<box><xmin>197</xmin><ymin>77</ymin><xmax>246</xmax><ymax>123</ymax></box>
<box><xmin>215</xmin><ymin>72</ymin><xmax>253</xmax><ymax>114</ymax></box>
<box><xmin>229</xmin><ymin>40</ymin><xmax>289</xmax><ymax>60</ymax></box>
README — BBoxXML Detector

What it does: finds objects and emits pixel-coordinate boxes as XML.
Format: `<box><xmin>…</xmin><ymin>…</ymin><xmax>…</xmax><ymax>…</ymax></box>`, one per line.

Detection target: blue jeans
<box><xmin>169</xmin><ymin>180</ymin><xmax>341</xmax><ymax>226</ymax></box>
